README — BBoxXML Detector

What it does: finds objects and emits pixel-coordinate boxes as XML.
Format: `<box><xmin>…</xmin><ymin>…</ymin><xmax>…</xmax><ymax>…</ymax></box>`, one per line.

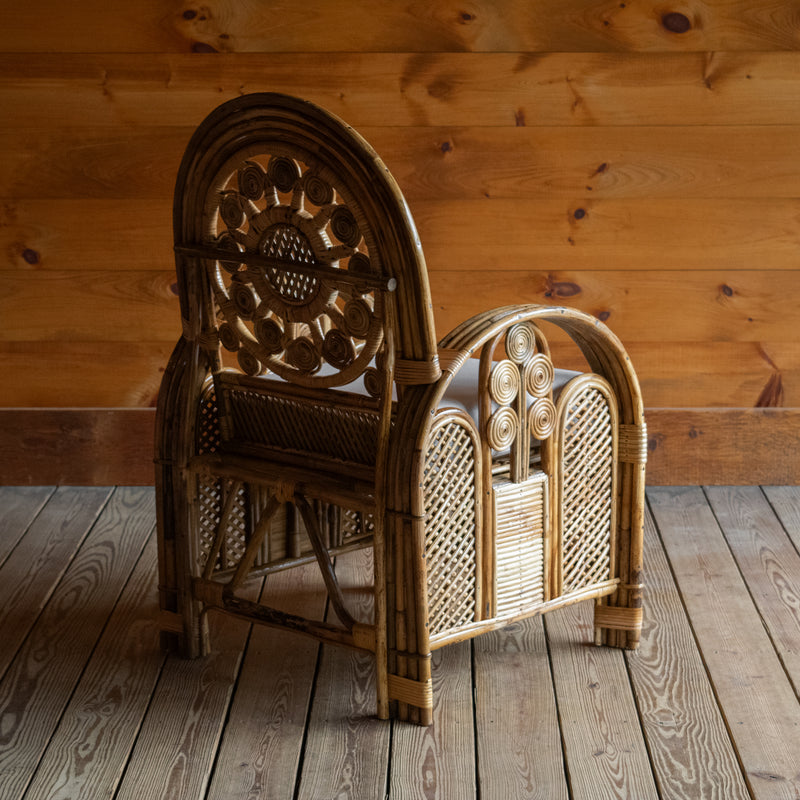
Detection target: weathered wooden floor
<box><xmin>1</xmin><ymin>485</ymin><xmax>799</xmax><ymax>799</ymax></box>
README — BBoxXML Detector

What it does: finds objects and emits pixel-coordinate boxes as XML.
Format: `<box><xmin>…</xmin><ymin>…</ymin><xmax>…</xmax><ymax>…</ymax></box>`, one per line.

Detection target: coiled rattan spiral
<box><xmin>505</xmin><ymin>322</ymin><xmax>536</xmax><ymax>364</ymax></box>
<box><xmin>526</xmin><ymin>354</ymin><xmax>554</xmax><ymax>398</ymax></box>
<box><xmin>486</xmin><ymin>407</ymin><xmax>519</xmax><ymax>450</ymax></box>
<box><xmin>489</xmin><ymin>360</ymin><xmax>520</xmax><ymax>406</ymax></box>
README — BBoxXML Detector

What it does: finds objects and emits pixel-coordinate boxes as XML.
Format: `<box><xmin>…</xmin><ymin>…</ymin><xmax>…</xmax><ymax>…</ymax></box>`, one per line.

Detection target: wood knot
<box><xmin>22</xmin><ymin>248</ymin><xmax>40</xmax><ymax>265</ymax></box>
<box><xmin>661</xmin><ymin>12</ymin><xmax>692</xmax><ymax>33</ymax></box>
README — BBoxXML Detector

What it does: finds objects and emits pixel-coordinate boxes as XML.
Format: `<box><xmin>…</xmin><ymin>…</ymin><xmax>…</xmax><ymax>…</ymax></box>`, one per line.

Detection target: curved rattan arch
<box><xmin>172</xmin><ymin>93</ymin><xmax>439</xmax><ymax>376</ymax></box>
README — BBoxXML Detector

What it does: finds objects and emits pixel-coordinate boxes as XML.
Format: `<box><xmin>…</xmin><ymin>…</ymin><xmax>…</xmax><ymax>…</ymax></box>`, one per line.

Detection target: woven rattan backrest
<box><xmin>172</xmin><ymin>93</ymin><xmax>440</xmax><ymax>396</ymax></box>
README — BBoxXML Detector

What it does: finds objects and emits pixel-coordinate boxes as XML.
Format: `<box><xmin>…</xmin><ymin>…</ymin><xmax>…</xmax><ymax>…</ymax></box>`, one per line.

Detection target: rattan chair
<box><xmin>155</xmin><ymin>93</ymin><xmax>647</xmax><ymax>725</ymax></box>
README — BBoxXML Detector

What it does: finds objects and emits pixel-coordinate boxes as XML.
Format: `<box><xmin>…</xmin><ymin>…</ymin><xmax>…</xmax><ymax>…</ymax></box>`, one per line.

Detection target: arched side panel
<box><xmin>549</xmin><ymin>374</ymin><xmax>619</xmax><ymax>600</ymax></box>
<box><xmin>421</xmin><ymin>412</ymin><xmax>483</xmax><ymax>640</ymax></box>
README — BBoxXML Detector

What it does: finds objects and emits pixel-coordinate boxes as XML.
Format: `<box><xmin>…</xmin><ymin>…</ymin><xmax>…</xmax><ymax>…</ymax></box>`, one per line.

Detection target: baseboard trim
<box><xmin>1</xmin><ymin>407</ymin><xmax>797</xmax><ymax>486</ymax></box>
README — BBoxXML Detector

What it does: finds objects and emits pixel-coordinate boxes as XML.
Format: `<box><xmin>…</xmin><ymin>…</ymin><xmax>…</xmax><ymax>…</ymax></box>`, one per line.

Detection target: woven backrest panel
<box><xmin>219</xmin><ymin>381</ymin><xmax>382</xmax><ymax>467</ymax></box>
<box><xmin>561</xmin><ymin>386</ymin><xmax>614</xmax><ymax>593</ymax></box>
<box><xmin>493</xmin><ymin>473</ymin><xmax>547</xmax><ymax>616</ymax></box>
<box><xmin>423</xmin><ymin>419</ymin><xmax>479</xmax><ymax>637</ymax></box>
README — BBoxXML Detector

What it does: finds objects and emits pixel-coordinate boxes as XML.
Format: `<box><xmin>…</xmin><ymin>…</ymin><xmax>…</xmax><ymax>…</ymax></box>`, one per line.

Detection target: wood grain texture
<box><xmin>112</xmin><ymin>586</ymin><xmax>259</xmax><ymax>800</ymax></box>
<box><xmin>0</xmin><ymin>486</ymin><xmax>54</xmax><ymax>564</ymax></box>
<box><xmin>22</xmin><ymin>528</ymin><xmax>164</xmax><ymax>800</ymax></box>
<box><xmin>0</xmin><ymin>342</ymin><xmax>173</xmax><ymax>407</ymax></box>
<box><xmin>389</xmin><ymin>641</ymin><xmax>476</xmax><ymax>799</ymax></box>
<box><xmin>430</xmin><ymin>270</ymin><xmax>800</xmax><ymax>343</ymax></box>
<box><xmin>0</xmin><ymin>1</ymin><xmax>797</xmax><ymax>53</ymax></box>
<box><xmin>474</xmin><ymin>618</ymin><xmax>568</xmax><ymax>800</ymax></box>
<box><xmin>0</xmin><ymin>486</ymin><xmax>111</xmax><ymax>679</ymax></box>
<box><xmin>0</xmin><ymin>487</ymin><xmax>152</xmax><ymax>799</ymax></box>
<box><xmin>2</xmin><ymin>407</ymin><xmax>797</xmax><ymax>486</ymax></box>
<box><xmin>648</xmin><ymin>486</ymin><xmax>800</xmax><ymax>798</ymax></box>
<box><xmin>2</xmin><ymin>339</ymin><xmax>797</xmax><ymax>410</ymax></box>
<box><xmin>0</xmin><ymin>409</ymin><xmax>157</xmax><ymax>486</ymax></box>
<box><xmin>545</xmin><ymin>601</ymin><xmax>659</xmax><ymax>800</ymax></box>
<box><xmin>706</xmin><ymin>486</ymin><xmax>800</xmax><ymax>695</ymax></box>
<box><xmin>297</xmin><ymin>548</ymin><xmax>391</xmax><ymax>800</ymax></box>
<box><xmin>7</xmin><ymin>197</ymin><xmax>800</xmax><ymax>273</ymax></box>
<box><xmin>645</xmin><ymin>409</ymin><xmax>800</xmax><ymax>485</ymax></box>
<box><xmin>626</xmin><ymin>506</ymin><xmax>749</xmax><ymax>799</ymax></box>
<box><xmin>4</xmin><ymin>125</ymin><xmax>800</xmax><ymax>200</ymax></box>
<box><xmin>0</xmin><ymin>269</ymin><xmax>180</xmax><ymax>342</ymax></box>
<box><xmin>3</xmin><ymin>51</ymin><xmax>800</xmax><ymax>128</ymax></box>
<box><xmin>764</xmin><ymin>486</ymin><xmax>800</xmax><ymax>551</ymax></box>
<box><xmin>3</xmin><ymin>269</ymin><xmax>797</xmax><ymax>346</ymax></box>
<box><xmin>207</xmin><ymin>562</ymin><xmax>326</xmax><ymax>800</ymax></box>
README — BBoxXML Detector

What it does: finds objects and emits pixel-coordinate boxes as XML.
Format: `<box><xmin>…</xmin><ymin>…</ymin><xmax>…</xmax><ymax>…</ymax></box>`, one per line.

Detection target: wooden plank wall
<box><xmin>1</xmin><ymin>1</ymin><xmax>798</xmax><ymax>484</ymax></box>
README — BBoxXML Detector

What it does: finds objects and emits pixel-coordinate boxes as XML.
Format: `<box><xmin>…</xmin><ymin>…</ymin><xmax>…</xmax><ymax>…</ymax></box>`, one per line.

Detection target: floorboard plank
<box><xmin>0</xmin><ymin>486</ymin><xmax>153</xmax><ymax>800</ymax></box>
<box><xmin>0</xmin><ymin>486</ymin><xmax>54</xmax><ymax>565</ymax></box>
<box><xmin>649</xmin><ymin>486</ymin><xmax>800</xmax><ymax>799</ymax></box>
<box><xmin>474</xmin><ymin>616</ymin><xmax>568</xmax><ymax>800</ymax></box>
<box><xmin>389</xmin><ymin>640</ymin><xmax>476</xmax><ymax>800</ymax></box>
<box><xmin>706</xmin><ymin>486</ymin><xmax>800</xmax><ymax>698</ymax></box>
<box><xmin>296</xmin><ymin>548</ymin><xmax>391</xmax><ymax>800</ymax></box>
<box><xmin>545</xmin><ymin>602</ymin><xmax>659</xmax><ymax>800</ymax></box>
<box><xmin>206</xmin><ymin>562</ymin><xmax>327</xmax><ymax>800</ymax></box>
<box><xmin>0</xmin><ymin>486</ymin><xmax>112</xmax><ymax>681</ymax></box>
<box><xmin>763</xmin><ymin>487</ymin><xmax>800</xmax><ymax>551</ymax></box>
<box><xmin>626</xmin><ymin>505</ymin><xmax>749</xmax><ymax>799</ymax></box>
<box><xmin>22</xmin><ymin>527</ymin><xmax>164</xmax><ymax>800</ymax></box>
<box><xmin>112</xmin><ymin>589</ymin><xmax>258</xmax><ymax>800</ymax></box>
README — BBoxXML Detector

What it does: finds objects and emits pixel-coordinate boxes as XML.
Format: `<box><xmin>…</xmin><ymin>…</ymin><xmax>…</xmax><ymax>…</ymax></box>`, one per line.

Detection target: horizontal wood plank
<box><xmin>0</xmin><ymin>1</ymin><xmax>797</xmax><ymax>53</ymax></box>
<box><xmin>4</xmin><ymin>125</ymin><xmax>800</xmax><ymax>201</ymax></box>
<box><xmin>0</xmin><ymin>407</ymin><xmax>798</xmax><ymax>486</ymax></box>
<box><xmin>2</xmin><ymin>269</ymin><xmax>797</xmax><ymax>345</ymax></box>
<box><xmin>0</xmin><ymin>341</ymin><xmax>174</xmax><ymax>407</ymax></box>
<box><xmin>646</xmin><ymin>408</ymin><xmax>800</xmax><ymax>485</ymax></box>
<box><xmin>2</xmin><ymin>51</ymin><xmax>800</xmax><ymax>128</ymax></box>
<box><xmin>6</xmin><ymin>197</ymin><xmax>800</xmax><ymax>273</ymax></box>
<box><xmin>0</xmin><ymin>409</ymin><xmax>157</xmax><ymax>486</ymax></box>
<box><xmin>1</xmin><ymin>339</ymin><xmax>798</xmax><ymax>410</ymax></box>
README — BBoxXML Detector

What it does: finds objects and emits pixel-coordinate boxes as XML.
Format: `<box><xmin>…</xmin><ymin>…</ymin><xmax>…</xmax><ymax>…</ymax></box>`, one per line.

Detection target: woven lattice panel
<box><xmin>423</xmin><ymin>421</ymin><xmax>478</xmax><ymax>637</ymax></box>
<box><xmin>196</xmin><ymin>478</ymin><xmax>249</xmax><ymax>572</ymax></box>
<box><xmin>493</xmin><ymin>474</ymin><xmax>546</xmax><ymax>616</ymax></box>
<box><xmin>561</xmin><ymin>386</ymin><xmax>614</xmax><ymax>593</ymax></box>
<box><xmin>197</xmin><ymin>382</ymin><xmax>221</xmax><ymax>455</ymax></box>
<box><xmin>339</xmin><ymin>508</ymin><xmax>375</xmax><ymax>544</ymax></box>
<box><xmin>223</xmin><ymin>386</ymin><xmax>381</xmax><ymax>466</ymax></box>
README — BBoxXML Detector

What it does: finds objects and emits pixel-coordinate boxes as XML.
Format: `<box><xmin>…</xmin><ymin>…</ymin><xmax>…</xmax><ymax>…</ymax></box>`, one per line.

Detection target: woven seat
<box><xmin>155</xmin><ymin>94</ymin><xmax>647</xmax><ymax>725</ymax></box>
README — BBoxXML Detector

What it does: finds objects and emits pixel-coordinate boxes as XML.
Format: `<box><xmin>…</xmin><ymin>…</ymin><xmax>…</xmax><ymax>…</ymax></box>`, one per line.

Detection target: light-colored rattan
<box><xmin>155</xmin><ymin>93</ymin><xmax>646</xmax><ymax>729</ymax></box>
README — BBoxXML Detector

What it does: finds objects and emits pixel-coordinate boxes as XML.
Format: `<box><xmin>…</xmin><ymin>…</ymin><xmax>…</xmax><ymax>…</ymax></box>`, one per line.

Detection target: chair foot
<box><xmin>594</xmin><ymin>602</ymin><xmax>643</xmax><ymax>649</ymax></box>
